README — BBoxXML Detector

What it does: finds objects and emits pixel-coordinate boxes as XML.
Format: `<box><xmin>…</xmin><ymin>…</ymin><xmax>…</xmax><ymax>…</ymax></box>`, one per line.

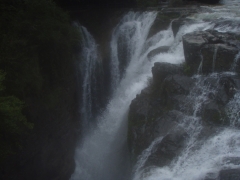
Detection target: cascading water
<box><xmin>71</xmin><ymin>11</ymin><xmax>164</xmax><ymax>180</ymax></box>
<box><xmin>131</xmin><ymin>2</ymin><xmax>240</xmax><ymax>180</ymax></box>
<box><xmin>212</xmin><ymin>45</ymin><xmax>219</xmax><ymax>72</ymax></box>
<box><xmin>71</xmin><ymin>1</ymin><xmax>240</xmax><ymax>180</ymax></box>
<box><xmin>77</xmin><ymin>25</ymin><xmax>103</xmax><ymax>131</ymax></box>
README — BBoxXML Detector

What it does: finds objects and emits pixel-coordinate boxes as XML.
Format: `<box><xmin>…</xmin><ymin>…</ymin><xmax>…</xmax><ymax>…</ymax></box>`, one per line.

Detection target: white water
<box><xmin>133</xmin><ymin>2</ymin><xmax>240</xmax><ymax>180</ymax></box>
<box><xmin>212</xmin><ymin>45</ymin><xmax>219</xmax><ymax>72</ymax></box>
<box><xmin>71</xmin><ymin>1</ymin><xmax>240</xmax><ymax>179</ymax></box>
<box><xmin>78</xmin><ymin>26</ymin><xmax>101</xmax><ymax>130</ymax></box>
<box><xmin>71</xmin><ymin>11</ymin><xmax>170</xmax><ymax>180</ymax></box>
<box><xmin>132</xmin><ymin>137</ymin><xmax>163</xmax><ymax>180</ymax></box>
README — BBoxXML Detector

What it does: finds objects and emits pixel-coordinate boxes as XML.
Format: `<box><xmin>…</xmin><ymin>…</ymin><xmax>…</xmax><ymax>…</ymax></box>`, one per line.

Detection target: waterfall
<box><xmin>212</xmin><ymin>45</ymin><xmax>219</xmax><ymax>72</ymax></box>
<box><xmin>72</xmin><ymin>10</ymin><xmax>210</xmax><ymax>180</ymax></box>
<box><xmin>132</xmin><ymin>137</ymin><xmax>163</xmax><ymax>180</ymax></box>
<box><xmin>110</xmin><ymin>12</ymin><xmax>157</xmax><ymax>90</ymax></box>
<box><xmin>135</xmin><ymin>73</ymin><xmax>240</xmax><ymax>180</ymax></box>
<box><xmin>71</xmin><ymin>11</ymin><xmax>162</xmax><ymax>180</ymax></box>
<box><xmin>76</xmin><ymin>25</ymin><xmax>104</xmax><ymax>132</ymax></box>
<box><xmin>231</xmin><ymin>51</ymin><xmax>240</xmax><ymax>72</ymax></box>
<box><xmin>198</xmin><ymin>53</ymin><xmax>203</xmax><ymax>74</ymax></box>
<box><xmin>71</xmin><ymin>1</ymin><xmax>240</xmax><ymax>179</ymax></box>
<box><xmin>131</xmin><ymin>2</ymin><xmax>240</xmax><ymax>180</ymax></box>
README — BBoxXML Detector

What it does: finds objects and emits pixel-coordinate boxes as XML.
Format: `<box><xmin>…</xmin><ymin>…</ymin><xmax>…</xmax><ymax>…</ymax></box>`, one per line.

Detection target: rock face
<box><xmin>128</xmin><ymin>28</ymin><xmax>240</xmax><ymax>172</ymax></box>
<box><xmin>145</xmin><ymin>121</ymin><xmax>188</xmax><ymax>167</ymax></box>
<box><xmin>182</xmin><ymin>30</ymin><xmax>240</xmax><ymax>75</ymax></box>
<box><xmin>152</xmin><ymin>62</ymin><xmax>183</xmax><ymax>87</ymax></box>
<box><xmin>219</xmin><ymin>169</ymin><xmax>240</xmax><ymax>180</ymax></box>
<box><xmin>128</xmin><ymin>62</ymin><xmax>191</xmax><ymax>166</ymax></box>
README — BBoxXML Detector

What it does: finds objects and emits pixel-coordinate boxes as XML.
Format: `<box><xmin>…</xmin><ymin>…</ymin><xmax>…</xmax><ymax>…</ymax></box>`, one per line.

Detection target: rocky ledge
<box><xmin>128</xmin><ymin>30</ymin><xmax>240</xmax><ymax>179</ymax></box>
<box><xmin>183</xmin><ymin>30</ymin><xmax>240</xmax><ymax>75</ymax></box>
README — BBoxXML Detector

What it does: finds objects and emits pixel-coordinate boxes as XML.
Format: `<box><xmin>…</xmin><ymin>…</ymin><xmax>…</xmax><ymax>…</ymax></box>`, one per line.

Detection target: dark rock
<box><xmin>203</xmin><ymin>74</ymin><xmax>239</xmax><ymax>105</ymax></box>
<box><xmin>148</xmin><ymin>12</ymin><xmax>180</xmax><ymax>38</ymax></box>
<box><xmin>153</xmin><ymin>110</ymin><xmax>186</xmax><ymax>136</ymax></box>
<box><xmin>146</xmin><ymin>126</ymin><xmax>188</xmax><ymax>167</ymax></box>
<box><xmin>201</xmin><ymin>44</ymin><xmax>239</xmax><ymax>73</ymax></box>
<box><xmin>202</xmin><ymin>100</ymin><xmax>222</xmax><ymax>125</ymax></box>
<box><xmin>172</xmin><ymin>18</ymin><xmax>185</xmax><ymax>37</ymax></box>
<box><xmin>182</xmin><ymin>30</ymin><xmax>240</xmax><ymax>75</ymax></box>
<box><xmin>219</xmin><ymin>169</ymin><xmax>240</xmax><ymax>180</ymax></box>
<box><xmin>163</xmin><ymin>74</ymin><xmax>195</xmax><ymax>95</ymax></box>
<box><xmin>182</xmin><ymin>31</ymin><xmax>208</xmax><ymax>74</ymax></box>
<box><xmin>147</xmin><ymin>46</ymin><xmax>170</xmax><ymax>59</ymax></box>
<box><xmin>216</xmin><ymin>76</ymin><xmax>238</xmax><ymax>104</ymax></box>
<box><xmin>152</xmin><ymin>62</ymin><xmax>183</xmax><ymax>87</ymax></box>
<box><xmin>127</xmin><ymin>84</ymin><xmax>170</xmax><ymax>158</ymax></box>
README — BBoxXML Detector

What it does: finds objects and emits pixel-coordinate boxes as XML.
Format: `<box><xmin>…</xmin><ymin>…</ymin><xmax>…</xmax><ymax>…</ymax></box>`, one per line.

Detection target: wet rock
<box><xmin>163</xmin><ymin>74</ymin><xmax>195</xmax><ymax>95</ymax></box>
<box><xmin>182</xmin><ymin>31</ymin><xmax>208</xmax><ymax>74</ymax></box>
<box><xmin>219</xmin><ymin>169</ymin><xmax>240</xmax><ymax>180</ymax></box>
<box><xmin>202</xmin><ymin>100</ymin><xmax>223</xmax><ymax>125</ymax></box>
<box><xmin>182</xmin><ymin>30</ymin><xmax>240</xmax><ymax>75</ymax></box>
<box><xmin>203</xmin><ymin>75</ymin><xmax>239</xmax><ymax>105</ymax></box>
<box><xmin>148</xmin><ymin>12</ymin><xmax>180</xmax><ymax>38</ymax></box>
<box><xmin>171</xmin><ymin>18</ymin><xmax>193</xmax><ymax>37</ymax></box>
<box><xmin>201</xmin><ymin>44</ymin><xmax>238</xmax><ymax>73</ymax></box>
<box><xmin>128</xmin><ymin>89</ymin><xmax>163</xmax><ymax>157</ymax></box>
<box><xmin>147</xmin><ymin>46</ymin><xmax>170</xmax><ymax>59</ymax></box>
<box><xmin>146</xmin><ymin>126</ymin><xmax>188</xmax><ymax>167</ymax></box>
<box><xmin>217</xmin><ymin>76</ymin><xmax>238</xmax><ymax>104</ymax></box>
<box><xmin>152</xmin><ymin>62</ymin><xmax>183</xmax><ymax>87</ymax></box>
<box><xmin>172</xmin><ymin>18</ymin><xmax>185</xmax><ymax>37</ymax></box>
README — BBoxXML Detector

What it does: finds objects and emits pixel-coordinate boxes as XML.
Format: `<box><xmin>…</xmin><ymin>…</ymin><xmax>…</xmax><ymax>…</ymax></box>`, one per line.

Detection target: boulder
<box><xmin>201</xmin><ymin>44</ymin><xmax>239</xmax><ymax>73</ymax></box>
<box><xmin>182</xmin><ymin>30</ymin><xmax>240</xmax><ymax>75</ymax></box>
<box><xmin>152</xmin><ymin>62</ymin><xmax>183</xmax><ymax>87</ymax></box>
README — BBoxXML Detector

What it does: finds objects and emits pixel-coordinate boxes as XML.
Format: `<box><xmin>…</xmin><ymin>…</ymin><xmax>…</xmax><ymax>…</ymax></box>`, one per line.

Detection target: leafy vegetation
<box><xmin>0</xmin><ymin>0</ymin><xmax>80</xmax><ymax>161</ymax></box>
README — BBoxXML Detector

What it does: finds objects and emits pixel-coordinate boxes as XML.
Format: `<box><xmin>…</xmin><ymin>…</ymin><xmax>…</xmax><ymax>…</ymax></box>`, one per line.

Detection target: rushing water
<box><xmin>77</xmin><ymin>26</ymin><xmax>103</xmax><ymax>131</ymax></box>
<box><xmin>71</xmin><ymin>1</ymin><xmax>240</xmax><ymax>180</ymax></box>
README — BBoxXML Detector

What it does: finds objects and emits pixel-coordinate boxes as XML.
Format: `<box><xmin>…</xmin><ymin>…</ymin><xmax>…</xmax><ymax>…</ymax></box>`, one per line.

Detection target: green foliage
<box><xmin>0</xmin><ymin>0</ymin><xmax>80</xmax><ymax>161</ymax></box>
<box><xmin>136</xmin><ymin>0</ymin><xmax>159</xmax><ymax>7</ymax></box>
<box><xmin>0</xmin><ymin>71</ymin><xmax>33</xmax><ymax>162</ymax></box>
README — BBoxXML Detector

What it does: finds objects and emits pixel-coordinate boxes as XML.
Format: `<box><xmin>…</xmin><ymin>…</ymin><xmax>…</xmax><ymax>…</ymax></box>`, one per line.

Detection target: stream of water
<box><xmin>71</xmin><ymin>1</ymin><xmax>240</xmax><ymax>179</ymax></box>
